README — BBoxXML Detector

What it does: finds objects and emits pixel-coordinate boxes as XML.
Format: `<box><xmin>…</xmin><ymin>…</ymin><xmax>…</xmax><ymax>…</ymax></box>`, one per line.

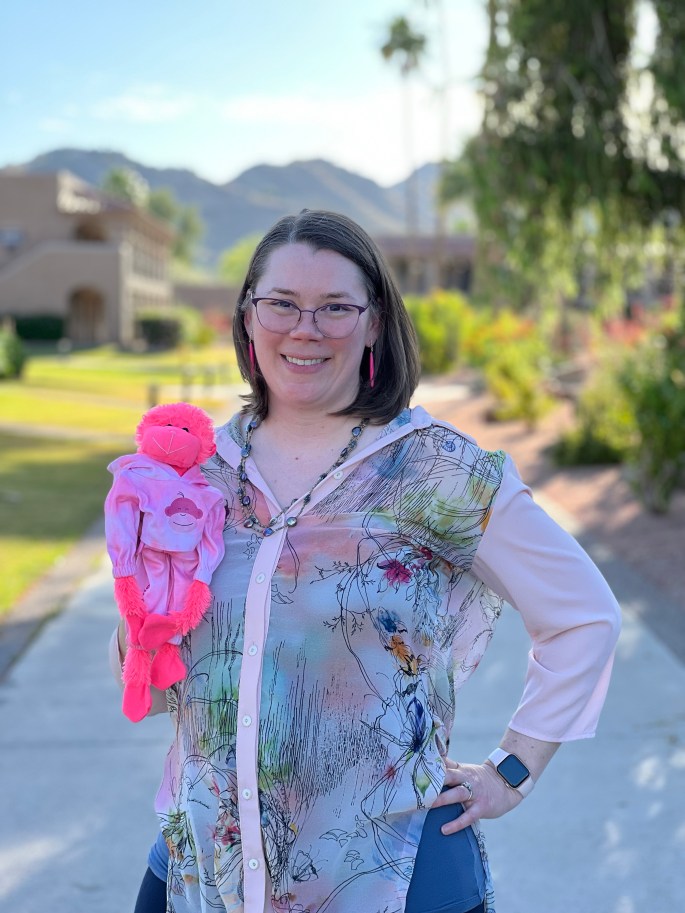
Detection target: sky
<box><xmin>1</xmin><ymin>0</ymin><xmax>489</xmax><ymax>187</ymax></box>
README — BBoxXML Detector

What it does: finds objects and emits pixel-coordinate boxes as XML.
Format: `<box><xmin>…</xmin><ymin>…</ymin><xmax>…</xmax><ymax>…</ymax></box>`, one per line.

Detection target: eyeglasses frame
<box><xmin>250</xmin><ymin>293</ymin><xmax>373</xmax><ymax>339</ymax></box>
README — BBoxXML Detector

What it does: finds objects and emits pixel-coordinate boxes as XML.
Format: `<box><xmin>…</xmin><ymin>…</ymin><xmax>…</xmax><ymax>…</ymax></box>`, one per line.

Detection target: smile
<box><xmin>283</xmin><ymin>356</ymin><xmax>327</xmax><ymax>366</ymax></box>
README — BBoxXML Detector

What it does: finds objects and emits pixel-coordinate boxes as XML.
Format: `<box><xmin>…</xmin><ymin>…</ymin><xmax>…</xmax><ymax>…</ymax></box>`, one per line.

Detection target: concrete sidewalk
<box><xmin>1</xmin><ymin>390</ymin><xmax>684</xmax><ymax>911</ymax></box>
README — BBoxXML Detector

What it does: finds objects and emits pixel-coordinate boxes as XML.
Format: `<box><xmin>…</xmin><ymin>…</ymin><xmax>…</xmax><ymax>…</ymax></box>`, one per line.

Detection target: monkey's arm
<box><xmin>194</xmin><ymin>498</ymin><xmax>226</xmax><ymax>583</ymax></box>
<box><xmin>104</xmin><ymin>471</ymin><xmax>143</xmax><ymax>578</ymax></box>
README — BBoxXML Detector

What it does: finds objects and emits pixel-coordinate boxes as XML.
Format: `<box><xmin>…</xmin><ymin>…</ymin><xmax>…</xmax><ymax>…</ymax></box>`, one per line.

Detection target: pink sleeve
<box><xmin>104</xmin><ymin>473</ymin><xmax>141</xmax><ymax>578</ymax></box>
<box><xmin>472</xmin><ymin>456</ymin><xmax>621</xmax><ymax>742</ymax></box>
<box><xmin>194</xmin><ymin>499</ymin><xmax>226</xmax><ymax>584</ymax></box>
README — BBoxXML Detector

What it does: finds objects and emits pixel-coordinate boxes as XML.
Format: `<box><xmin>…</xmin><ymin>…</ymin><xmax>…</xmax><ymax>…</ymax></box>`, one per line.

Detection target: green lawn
<box><xmin>0</xmin><ymin>434</ymin><xmax>126</xmax><ymax>617</ymax></box>
<box><xmin>22</xmin><ymin>343</ymin><xmax>240</xmax><ymax>400</ymax></box>
<box><xmin>0</xmin><ymin>343</ymin><xmax>242</xmax><ymax>617</ymax></box>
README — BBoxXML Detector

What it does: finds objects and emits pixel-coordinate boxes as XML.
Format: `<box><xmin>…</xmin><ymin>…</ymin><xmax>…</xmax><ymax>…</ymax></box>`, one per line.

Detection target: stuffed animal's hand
<box><xmin>138</xmin><ymin>579</ymin><xmax>213</xmax><ymax>650</ymax></box>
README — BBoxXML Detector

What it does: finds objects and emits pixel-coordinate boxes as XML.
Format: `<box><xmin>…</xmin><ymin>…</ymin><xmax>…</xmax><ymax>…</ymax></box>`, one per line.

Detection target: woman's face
<box><xmin>244</xmin><ymin>243</ymin><xmax>379</xmax><ymax>417</ymax></box>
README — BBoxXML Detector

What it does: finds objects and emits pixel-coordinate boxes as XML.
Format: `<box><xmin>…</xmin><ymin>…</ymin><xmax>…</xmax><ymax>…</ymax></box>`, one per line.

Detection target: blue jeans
<box><xmin>137</xmin><ymin>800</ymin><xmax>485</xmax><ymax>913</ymax></box>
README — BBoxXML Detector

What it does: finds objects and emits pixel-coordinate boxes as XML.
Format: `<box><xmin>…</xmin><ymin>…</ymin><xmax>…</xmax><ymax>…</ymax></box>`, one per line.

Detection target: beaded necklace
<box><xmin>237</xmin><ymin>417</ymin><xmax>368</xmax><ymax>537</ymax></box>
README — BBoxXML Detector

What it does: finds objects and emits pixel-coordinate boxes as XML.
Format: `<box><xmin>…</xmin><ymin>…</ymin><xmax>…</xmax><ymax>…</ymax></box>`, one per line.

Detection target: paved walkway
<box><xmin>1</xmin><ymin>384</ymin><xmax>684</xmax><ymax>912</ymax></box>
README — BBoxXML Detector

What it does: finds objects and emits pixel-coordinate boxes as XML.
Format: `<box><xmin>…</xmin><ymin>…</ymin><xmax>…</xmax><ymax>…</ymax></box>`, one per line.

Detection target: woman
<box><xmin>114</xmin><ymin>209</ymin><xmax>621</xmax><ymax>913</ymax></box>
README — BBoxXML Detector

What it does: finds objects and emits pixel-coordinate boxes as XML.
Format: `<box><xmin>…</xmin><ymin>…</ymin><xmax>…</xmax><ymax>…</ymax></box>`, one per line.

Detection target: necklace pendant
<box><xmin>244</xmin><ymin>518</ymin><xmax>254</xmax><ymax>528</ymax></box>
<box><xmin>285</xmin><ymin>517</ymin><xmax>297</xmax><ymax>528</ymax></box>
<box><xmin>263</xmin><ymin>526</ymin><xmax>274</xmax><ymax>537</ymax></box>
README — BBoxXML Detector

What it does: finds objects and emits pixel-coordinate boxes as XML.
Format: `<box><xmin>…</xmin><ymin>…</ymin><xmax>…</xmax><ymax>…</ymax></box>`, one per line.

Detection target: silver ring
<box><xmin>461</xmin><ymin>780</ymin><xmax>474</xmax><ymax>802</ymax></box>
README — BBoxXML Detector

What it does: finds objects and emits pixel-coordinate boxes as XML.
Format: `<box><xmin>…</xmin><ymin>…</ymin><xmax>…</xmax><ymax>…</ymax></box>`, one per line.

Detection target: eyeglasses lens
<box><xmin>255</xmin><ymin>300</ymin><xmax>362</xmax><ymax>338</ymax></box>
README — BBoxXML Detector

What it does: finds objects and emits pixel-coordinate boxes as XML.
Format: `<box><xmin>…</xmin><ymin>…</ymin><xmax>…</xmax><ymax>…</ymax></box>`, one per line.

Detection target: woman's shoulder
<box><xmin>405</xmin><ymin>404</ymin><xmax>508</xmax><ymax>467</ymax></box>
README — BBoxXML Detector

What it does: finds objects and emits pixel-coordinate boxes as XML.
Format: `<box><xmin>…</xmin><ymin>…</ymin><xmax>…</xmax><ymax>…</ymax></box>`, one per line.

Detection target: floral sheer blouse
<box><xmin>144</xmin><ymin>406</ymin><xmax>620</xmax><ymax>913</ymax></box>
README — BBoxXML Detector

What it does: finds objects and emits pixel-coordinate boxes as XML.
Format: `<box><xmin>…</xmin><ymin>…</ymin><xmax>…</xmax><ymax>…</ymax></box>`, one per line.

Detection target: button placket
<box><xmin>236</xmin><ymin>527</ymin><xmax>284</xmax><ymax>910</ymax></box>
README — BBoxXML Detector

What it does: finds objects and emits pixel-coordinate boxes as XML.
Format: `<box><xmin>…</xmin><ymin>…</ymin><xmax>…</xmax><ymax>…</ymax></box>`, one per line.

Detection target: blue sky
<box><xmin>1</xmin><ymin>0</ymin><xmax>489</xmax><ymax>186</ymax></box>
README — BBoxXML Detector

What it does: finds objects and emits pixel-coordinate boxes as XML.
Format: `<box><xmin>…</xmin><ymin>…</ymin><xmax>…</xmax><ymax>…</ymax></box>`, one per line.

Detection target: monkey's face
<box><xmin>140</xmin><ymin>423</ymin><xmax>201</xmax><ymax>470</ymax></box>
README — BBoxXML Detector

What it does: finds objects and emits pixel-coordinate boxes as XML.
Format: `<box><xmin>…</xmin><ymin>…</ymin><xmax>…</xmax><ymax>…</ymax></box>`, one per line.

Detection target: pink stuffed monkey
<box><xmin>105</xmin><ymin>403</ymin><xmax>225</xmax><ymax>721</ymax></box>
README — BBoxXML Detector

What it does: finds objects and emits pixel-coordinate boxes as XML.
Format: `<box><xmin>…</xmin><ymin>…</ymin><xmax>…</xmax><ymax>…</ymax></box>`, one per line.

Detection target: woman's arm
<box><xmin>434</xmin><ymin>455</ymin><xmax>620</xmax><ymax>831</ymax></box>
<box><xmin>472</xmin><ymin>457</ymin><xmax>621</xmax><ymax>742</ymax></box>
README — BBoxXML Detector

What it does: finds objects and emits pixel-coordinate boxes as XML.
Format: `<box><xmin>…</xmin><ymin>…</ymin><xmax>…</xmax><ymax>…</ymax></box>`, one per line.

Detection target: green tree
<box><xmin>101</xmin><ymin>167</ymin><xmax>149</xmax><ymax>207</ymax></box>
<box><xmin>440</xmin><ymin>0</ymin><xmax>685</xmax><ymax>323</ymax></box>
<box><xmin>147</xmin><ymin>187</ymin><xmax>179</xmax><ymax>224</ymax></box>
<box><xmin>218</xmin><ymin>233</ymin><xmax>262</xmax><ymax>285</ymax></box>
<box><xmin>172</xmin><ymin>205</ymin><xmax>204</xmax><ymax>264</ymax></box>
<box><xmin>147</xmin><ymin>187</ymin><xmax>204</xmax><ymax>265</ymax></box>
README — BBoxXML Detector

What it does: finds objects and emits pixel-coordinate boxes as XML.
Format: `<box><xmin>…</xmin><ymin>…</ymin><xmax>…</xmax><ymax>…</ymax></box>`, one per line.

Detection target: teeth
<box><xmin>285</xmin><ymin>356</ymin><xmax>325</xmax><ymax>366</ymax></box>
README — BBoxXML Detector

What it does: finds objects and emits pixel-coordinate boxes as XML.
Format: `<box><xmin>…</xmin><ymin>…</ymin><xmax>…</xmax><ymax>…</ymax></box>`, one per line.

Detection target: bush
<box><xmin>137</xmin><ymin>312</ymin><xmax>182</xmax><ymax>349</ymax></box>
<box><xmin>175</xmin><ymin>304</ymin><xmax>216</xmax><ymax>347</ymax></box>
<box><xmin>552</xmin><ymin>362</ymin><xmax>636</xmax><ymax>466</ymax></box>
<box><xmin>136</xmin><ymin>304</ymin><xmax>215</xmax><ymax>350</ymax></box>
<box><xmin>461</xmin><ymin>308</ymin><xmax>538</xmax><ymax>368</ymax></box>
<box><xmin>619</xmin><ymin>324</ymin><xmax>685</xmax><ymax>513</ymax></box>
<box><xmin>405</xmin><ymin>290</ymin><xmax>471</xmax><ymax>375</ymax></box>
<box><xmin>483</xmin><ymin>338</ymin><xmax>555</xmax><ymax>427</ymax></box>
<box><xmin>14</xmin><ymin>314</ymin><xmax>65</xmax><ymax>341</ymax></box>
<box><xmin>0</xmin><ymin>327</ymin><xmax>27</xmax><ymax>379</ymax></box>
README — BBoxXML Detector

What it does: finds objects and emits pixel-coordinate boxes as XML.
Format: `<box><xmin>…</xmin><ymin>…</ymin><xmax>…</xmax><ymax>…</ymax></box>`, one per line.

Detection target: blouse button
<box><xmin>255</xmin><ymin>573</ymin><xmax>266</xmax><ymax>584</ymax></box>
<box><xmin>242</xmin><ymin>788</ymin><xmax>252</xmax><ymax>800</ymax></box>
<box><xmin>333</xmin><ymin>470</ymin><xmax>343</xmax><ymax>480</ymax></box>
<box><xmin>242</xmin><ymin>715</ymin><xmax>252</xmax><ymax>727</ymax></box>
<box><xmin>248</xmin><ymin>858</ymin><xmax>259</xmax><ymax>870</ymax></box>
<box><xmin>247</xmin><ymin>644</ymin><xmax>258</xmax><ymax>656</ymax></box>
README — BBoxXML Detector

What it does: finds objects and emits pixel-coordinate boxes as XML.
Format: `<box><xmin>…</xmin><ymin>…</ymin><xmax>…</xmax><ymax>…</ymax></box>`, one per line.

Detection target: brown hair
<box><xmin>232</xmin><ymin>210</ymin><xmax>420</xmax><ymax>424</ymax></box>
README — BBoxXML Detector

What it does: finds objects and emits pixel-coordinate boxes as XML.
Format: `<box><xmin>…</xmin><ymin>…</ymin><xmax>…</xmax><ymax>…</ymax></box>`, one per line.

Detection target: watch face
<box><xmin>497</xmin><ymin>754</ymin><xmax>530</xmax><ymax>788</ymax></box>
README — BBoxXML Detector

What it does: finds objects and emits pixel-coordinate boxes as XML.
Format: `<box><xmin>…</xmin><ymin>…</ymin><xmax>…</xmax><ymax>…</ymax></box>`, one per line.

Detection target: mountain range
<box><xmin>17</xmin><ymin>148</ymin><xmax>471</xmax><ymax>266</ymax></box>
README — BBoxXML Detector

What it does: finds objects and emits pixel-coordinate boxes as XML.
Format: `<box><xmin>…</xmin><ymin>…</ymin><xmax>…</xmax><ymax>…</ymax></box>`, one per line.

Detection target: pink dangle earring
<box><xmin>248</xmin><ymin>337</ymin><xmax>256</xmax><ymax>379</ymax></box>
<box><xmin>368</xmin><ymin>344</ymin><xmax>375</xmax><ymax>389</ymax></box>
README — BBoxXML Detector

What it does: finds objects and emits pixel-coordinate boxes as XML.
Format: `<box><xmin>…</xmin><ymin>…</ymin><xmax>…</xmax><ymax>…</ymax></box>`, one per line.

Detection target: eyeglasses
<box><xmin>250</xmin><ymin>294</ymin><xmax>372</xmax><ymax>339</ymax></box>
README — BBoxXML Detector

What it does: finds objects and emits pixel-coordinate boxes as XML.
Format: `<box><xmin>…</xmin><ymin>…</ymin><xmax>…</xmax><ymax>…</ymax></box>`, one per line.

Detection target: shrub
<box><xmin>137</xmin><ymin>312</ymin><xmax>182</xmax><ymax>349</ymax></box>
<box><xmin>175</xmin><ymin>304</ymin><xmax>216</xmax><ymax>347</ymax></box>
<box><xmin>404</xmin><ymin>291</ymin><xmax>470</xmax><ymax>375</ymax></box>
<box><xmin>552</xmin><ymin>362</ymin><xmax>636</xmax><ymax>466</ymax></box>
<box><xmin>619</xmin><ymin>324</ymin><xmax>685</xmax><ymax>513</ymax></box>
<box><xmin>483</xmin><ymin>338</ymin><xmax>555</xmax><ymax>427</ymax></box>
<box><xmin>0</xmin><ymin>327</ymin><xmax>27</xmax><ymax>379</ymax></box>
<box><xmin>461</xmin><ymin>308</ymin><xmax>538</xmax><ymax>368</ymax></box>
<box><xmin>14</xmin><ymin>314</ymin><xmax>65</xmax><ymax>341</ymax></box>
<box><xmin>136</xmin><ymin>304</ymin><xmax>215</xmax><ymax>350</ymax></box>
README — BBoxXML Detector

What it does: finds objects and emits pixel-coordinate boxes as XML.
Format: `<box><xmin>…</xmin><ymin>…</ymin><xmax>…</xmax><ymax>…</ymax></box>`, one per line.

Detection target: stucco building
<box><xmin>0</xmin><ymin>170</ymin><xmax>174</xmax><ymax>346</ymax></box>
<box><xmin>375</xmin><ymin>234</ymin><xmax>475</xmax><ymax>295</ymax></box>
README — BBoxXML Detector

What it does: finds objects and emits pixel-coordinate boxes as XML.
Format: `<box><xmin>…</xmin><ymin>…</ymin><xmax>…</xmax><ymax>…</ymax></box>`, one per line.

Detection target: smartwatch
<box><xmin>487</xmin><ymin>748</ymin><xmax>535</xmax><ymax>797</ymax></box>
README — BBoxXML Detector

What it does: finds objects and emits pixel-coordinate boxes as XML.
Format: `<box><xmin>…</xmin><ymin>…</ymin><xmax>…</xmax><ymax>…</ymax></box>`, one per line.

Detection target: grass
<box><xmin>22</xmin><ymin>343</ymin><xmax>240</xmax><ymax>400</ymax></box>
<box><xmin>0</xmin><ymin>434</ymin><xmax>126</xmax><ymax>618</ymax></box>
<box><xmin>0</xmin><ymin>387</ymin><xmax>151</xmax><ymax>435</ymax></box>
<box><xmin>0</xmin><ymin>343</ymin><xmax>243</xmax><ymax>617</ymax></box>
<box><xmin>0</xmin><ymin>344</ymin><xmax>242</xmax><ymax>434</ymax></box>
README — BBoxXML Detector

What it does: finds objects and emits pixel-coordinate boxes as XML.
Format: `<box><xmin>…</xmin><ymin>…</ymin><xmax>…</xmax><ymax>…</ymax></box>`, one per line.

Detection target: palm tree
<box><xmin>381</xmin><ymin>17</ymin><xmax>427</xmax><ymax>239</ymax></box>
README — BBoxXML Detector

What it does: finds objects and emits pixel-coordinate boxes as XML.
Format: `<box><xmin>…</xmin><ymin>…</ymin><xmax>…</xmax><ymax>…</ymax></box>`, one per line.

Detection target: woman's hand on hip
<box><xmin>430</xmin><ymin>758</ymin><xmax>522</xmax><ymax>835</ymax></box>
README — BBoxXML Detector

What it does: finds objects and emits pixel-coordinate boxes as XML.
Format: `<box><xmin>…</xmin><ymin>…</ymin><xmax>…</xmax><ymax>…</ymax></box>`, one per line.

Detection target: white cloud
<box><xmin>91</xmin><ymin>85</ymin><xmax>196</xmax><ymax>123</ymax></box>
